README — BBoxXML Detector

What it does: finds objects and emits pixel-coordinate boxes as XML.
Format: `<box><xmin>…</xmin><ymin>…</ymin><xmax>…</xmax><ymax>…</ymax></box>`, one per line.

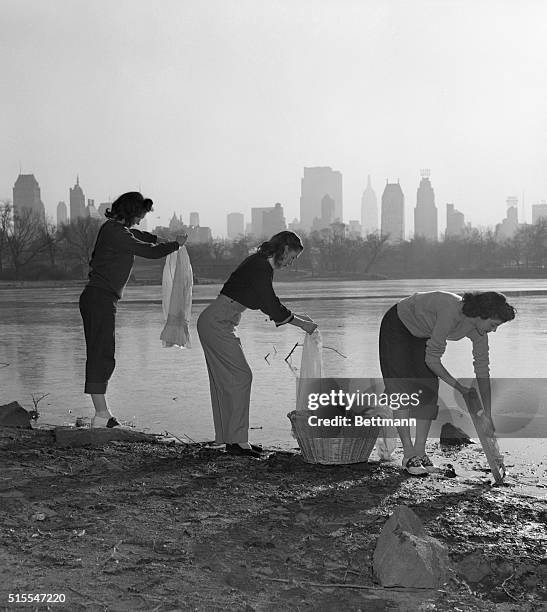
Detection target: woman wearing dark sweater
<box><xmin>197</xmin><ymin>231</ymin><xmax>317</xmax><ymax>457</ymax></box>
<box><xmin>79</xmin><ymin>192</ymin><xmax>187</xmax><ymax>427</ymax></box>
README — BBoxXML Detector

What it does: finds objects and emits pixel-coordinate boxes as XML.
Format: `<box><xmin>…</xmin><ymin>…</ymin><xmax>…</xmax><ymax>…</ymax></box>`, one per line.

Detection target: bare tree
<box><xmin>39</xmin><ymin>217</ymin><xmax>61</xmax><ymax>268</ymax></box>
<box><xmin>58</xmin><ymin>216</ymin><xmax>102</xmax><ymax>278</ymax></box>
<box><xmin>0</xmin><ymin>199</ymin><xmax>11</xmax><ymax>274</ymax></box>
<box><xmin>4</xmin><ymin>205</ymin><xmax>46</xmax><ymax>279</ymax></box>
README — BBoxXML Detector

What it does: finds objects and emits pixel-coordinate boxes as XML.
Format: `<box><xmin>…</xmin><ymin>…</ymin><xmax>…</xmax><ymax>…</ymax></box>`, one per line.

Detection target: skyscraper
<box><xmin>532</xmin><ymin>202</ymin><xmax>547</xmax><ymax>224</ymax></box>
<box><xmin>190</xmin><ymin>212</ymin><xmax>200</xmax><ymax>227</ymax></box>
<box><xmin>319</xmin><ymin>194</ymin><xmax>335</xmax><ymax>229</ymax></box>
<box><xmin>86</xmin><ymin>199</ymin><xmax>101</xmax><ymax>219</ymax></box>
<box><xmin>496</xmin><ymin>197</ymin><xmax>519</xmax><ymax>240</ymax></box>
<box><xmin>299</xmin><ymin>167</ymin><xmax>343</xmax><ymax>230</ymax></box>
<box><xmin>69</xmin><ymin>176</ymin><xmax>86</xmax><ymax>221</ymax></box>
<box><xmin>446</xmin><ymin>204</ymin><xmax>465</xmax><ymax>237</ymax></box>
<box><xmin>12</xmin><ymin>174</ymin><xmax>45</xmax><ymax>220</ymax></box>
<box><xmin>414</xmin><ymin>170</ymin><xmax>438</xmax><ymax>240</ymax></box>
<box><xmin>381</xmin><ymin>181</ymin><xmax>405</xmax><ymax>243</ymax></box>
<box><xmin>361</xmin><ymin>175</ymin><xmax>378</xmax><ymax>235</ymax></box>
<box><xmin>57</xmin><ymin>201</ymin><xmax>67</xmax><ymax>226</ymax></box>
<box><xmin>227</xmin><ymin>212</ymin><xmax>244</xmax><ymax>239</ymax></box>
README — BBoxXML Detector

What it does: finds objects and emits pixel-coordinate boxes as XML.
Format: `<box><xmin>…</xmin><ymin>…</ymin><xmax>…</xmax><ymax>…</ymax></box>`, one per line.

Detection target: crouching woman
<box><xmin>379</xmin><ymin>290</ymin><xmax>515</xmax><ymax>475</ymax></box>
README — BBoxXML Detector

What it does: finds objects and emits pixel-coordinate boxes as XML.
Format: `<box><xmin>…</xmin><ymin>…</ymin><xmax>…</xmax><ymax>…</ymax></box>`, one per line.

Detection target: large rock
<box><xmin>0</xmin><ymin>402</ymin><xmax>31</xmax><ymax>429</ymax></box>
<box><xmin>373</xmin><ymin>506</ymin><xmax>450</xmax><ymax>588</ymax></box>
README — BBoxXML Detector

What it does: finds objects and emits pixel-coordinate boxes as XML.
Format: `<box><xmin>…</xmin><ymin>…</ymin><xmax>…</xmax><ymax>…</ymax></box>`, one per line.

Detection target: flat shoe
<box><xmin>250</xmin><ymin>443</ymin><xmax>266</xmax><ymax>453</ymax></box>
<box><xmin>419</xmin><ymin>454</ymin><xmax>438</xmax><ymax>473</ymax></box>
<box><xmin>225</xmin><ymin>444</ymin><xmax>262</xmax><ymax>458</ymax></box>
<box><xmin>91</xmin><ymin>415</ymin><xmax>120</xmax><ymax>429</ymax></box>
<box><xmin>402</xmin><ymin>456</ymin><xmax>428</xmax><ymax>476</ymax></box>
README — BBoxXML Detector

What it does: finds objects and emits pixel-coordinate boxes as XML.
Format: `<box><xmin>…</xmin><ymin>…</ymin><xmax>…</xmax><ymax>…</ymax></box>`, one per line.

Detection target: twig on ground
<box><xmin>258</xmin><ymin>575</ymin><xmax>445</xmax><ymax>593</ymax></box>
<box><xmin>29</xmin><ymin>392</ymin><xmax>49</xmax><ymax>420</ymax></box>
<box><xmin>284</xmin><ymin>342</ymin><xmax>301</xmax><ymax>362</ymax></box>
<box><xmin>323</xmin><ymin>346</ymin><xmax>348</xmax><ymax>358</ymax></box>
<box><xmin>101</xmin><ymin>539</ymin><xmax>124</xmax><ymax>565</ymax></box>
<box><xmin>66</xmin><ymin>584</ymin><xmax>107</xmax><ymax>608</ymax></box>
<box><xmin>164</xmin><ymin>430</ymin><xmax>194</xmax><ymax>445</ymax></box>
<box><xmin>501</xmin><ymin>574</ymin><xmax>519</xmax><ymax>602</ymax></box>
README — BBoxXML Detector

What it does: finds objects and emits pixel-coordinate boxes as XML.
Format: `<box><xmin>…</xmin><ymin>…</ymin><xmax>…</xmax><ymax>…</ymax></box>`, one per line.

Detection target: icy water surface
<box><xmin>1</xmin><ymin>280</ymin><xmax>546</xmax><ymax>457</ymax></box>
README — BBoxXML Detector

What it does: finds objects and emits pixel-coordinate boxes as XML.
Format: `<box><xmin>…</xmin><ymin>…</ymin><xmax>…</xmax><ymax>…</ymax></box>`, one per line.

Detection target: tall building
<box><xmin>57</xmin><ymin>201</ymin><xmax>68</xmax><ymax>226</ymax></box>
<box><xmin>227</xmin><ymin>212</ymin><xmax>244</xmax><ymax>239</ymax></box>
<box><xmin>299</xmin><ymin>166</ymin><xmax>343</xmax><ymax>230</ymax></box>
<box><xmin>446</xmin><ymin>204</ymin><xmax>465</xmax><ymax>237</ymax></box>
<box><xmin>86</xmin><ymin>199</ymin><xmax>101</xmax><ymax>220</ymax></box>
<box><xmin>189</xmin><ymin>212</ymin><xmax>200</xmax><ymax>227</ymax></box>
<box><xmin>168</xmin><ymin>212</ymin><xmax>185</xmax><ymax>233</ymax></box>
<box><xmin>251</xmin><ymin>203</ymin><xmax>286</xmax><ymax>238</ymax></box>
<box><xmin>263</xmin><ymin>203</ymin><xmax>286</xmax><ymax>237</ymax></box>
<box><xmin>532</xmin><ymin>202</ymin><xmax>547</xmax><ymax>224</ymax></box>
<box><xmin>414</xmin><ymin>169</ymin><xmax>438</xmax><ymax>240</ymax></box>
<box><xmin>12</xmin><ymin>174</ymin><xmax>45</xmax><ymax>220</ymax></box>
<box><xmin>321</xmin><ymin>194</ymin><xmax>335</xmax><ymax>226</ymax></box>
<box><xmin>361</xmin><ymin>175</ymin><xmax>378</xmax><ymax>235</ymax></box>
<box><xmin>496</xmin><ymin>197</ymin><xmax>519</xmax><ymax>240</ymax></box>
<box><xmin>98</xmin><ymin>202</ymin><xmax>110</xmax><ymax>217</ymax></box>
<box><xmin>69</xmin><ymin>176</ymin><xmax>86</xmax><ymax>221</ymax></box>
<box><xmin>381</xmin><ymin>181</ymin><xmax>405</xmax><ymax>243</ymax></box>
<box><xmin>251</xmin><ymin>207</ymin><xmax>270</xmax><ymax>237</ymax></box>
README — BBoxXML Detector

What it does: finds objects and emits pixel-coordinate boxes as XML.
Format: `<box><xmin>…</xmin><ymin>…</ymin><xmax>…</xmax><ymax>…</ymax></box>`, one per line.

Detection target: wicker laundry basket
<box><xmin>287</xmin><ymin>410</ymin><xmax>379</xmax><ymax>465</ymax></box>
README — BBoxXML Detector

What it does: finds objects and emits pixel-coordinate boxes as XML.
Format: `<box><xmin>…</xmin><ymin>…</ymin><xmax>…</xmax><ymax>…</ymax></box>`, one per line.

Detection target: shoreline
<box><xmin>0</xmin><ymin>425</ymin><xmax>545</xmax><ymax>610</ymax></box>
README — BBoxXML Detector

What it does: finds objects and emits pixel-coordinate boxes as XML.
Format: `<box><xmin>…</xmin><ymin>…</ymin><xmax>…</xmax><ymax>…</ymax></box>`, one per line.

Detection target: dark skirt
<box><xmin>79</xmin><ymin>286</ymin><xmax>118</xmax><ymax>394</ymax></box>
<box><xmin>379</xmin><ymin>304</ymin><xmax>439</xmax><ymax>420</ymax></box>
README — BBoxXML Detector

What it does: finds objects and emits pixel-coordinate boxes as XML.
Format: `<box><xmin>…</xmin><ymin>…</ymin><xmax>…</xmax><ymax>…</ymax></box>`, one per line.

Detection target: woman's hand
<box><xmin>455</xmin><ymin>380</ymin><xmax>474</xmax><ymax>396</ymax></box>
<box><xmin>176</xmin><ymin>233</ymin><xmax>188</xmax><ymax>246</ymax></box>
<box><xmin>293</xmin><ymin>314</ymin><xmax>318</xmax><ymax>335</ymax></box>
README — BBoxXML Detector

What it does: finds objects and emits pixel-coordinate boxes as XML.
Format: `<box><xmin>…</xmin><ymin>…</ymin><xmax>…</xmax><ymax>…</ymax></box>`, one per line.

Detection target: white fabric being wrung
<box><xmin>160</xmin><ymin>246</ymin><xmax>193</xmax><ymax>348</ymax></box>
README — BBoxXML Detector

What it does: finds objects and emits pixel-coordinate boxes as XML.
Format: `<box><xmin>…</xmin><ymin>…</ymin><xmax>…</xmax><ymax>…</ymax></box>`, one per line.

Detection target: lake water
<box><xmin>1</xmin><ymin>279</ymin><xmax>546</xmax><ymax>464</ymax></box>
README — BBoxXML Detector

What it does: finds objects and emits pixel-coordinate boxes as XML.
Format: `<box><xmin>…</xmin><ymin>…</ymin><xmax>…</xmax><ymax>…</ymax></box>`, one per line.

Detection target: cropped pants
<box><xmin>79</xmin><ymin>286</ymin><xmax>118</xmax><ymax>394</ymax></box>
<box><xmin>197</xmin><ymin>294</ymin><xmax>252</xmax><ymax>444</ymax></box>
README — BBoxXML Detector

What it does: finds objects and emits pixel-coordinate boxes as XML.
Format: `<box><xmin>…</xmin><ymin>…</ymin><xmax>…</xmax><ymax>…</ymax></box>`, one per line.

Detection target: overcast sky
<box><xmin>2</xmin><ymin>0</ymin><xmax>546</xmax><ymax>236</ymax></box>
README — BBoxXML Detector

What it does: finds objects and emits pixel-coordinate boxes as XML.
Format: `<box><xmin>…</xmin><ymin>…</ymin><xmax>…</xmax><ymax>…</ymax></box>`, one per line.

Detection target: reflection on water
<box><xmin>1</xmin><ymin>281</ymin><xmax>546</xmax><ymax>451</ymax></box>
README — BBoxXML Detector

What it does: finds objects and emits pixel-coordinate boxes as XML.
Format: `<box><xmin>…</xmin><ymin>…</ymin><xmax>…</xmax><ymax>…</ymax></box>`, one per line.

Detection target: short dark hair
<box><xmin>461</xmin><ymin>291</ymin><xmax>516</xmax><ymax>322</ymax></box>
<box><xmin>257</xmin><ymin>231</ymin><xmax>304</xmax><ymax>265</ymax></box>
<box><xmin>104</xmin><ymin>192</ymin><xmax>153</xmax><ymax>225</ymax></box>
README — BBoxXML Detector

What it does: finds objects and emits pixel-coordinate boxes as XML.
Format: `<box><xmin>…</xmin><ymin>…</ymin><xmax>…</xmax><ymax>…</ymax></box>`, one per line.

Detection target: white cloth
<box><xmin>296</xmin><ymin>330</ymin><xmax>323</xmax><ymax>411</ymax></box>
<box><xmin>160</xmin><ymin>246</ymin><xmax>193</xmax><ymax>348</ymax></box>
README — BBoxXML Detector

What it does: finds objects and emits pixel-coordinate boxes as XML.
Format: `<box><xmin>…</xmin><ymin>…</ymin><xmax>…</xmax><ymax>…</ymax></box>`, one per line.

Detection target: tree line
<box><xmin>0</xmin><ymin>200</ymin><xmax>546</xmax><ymax>281</ymax></box>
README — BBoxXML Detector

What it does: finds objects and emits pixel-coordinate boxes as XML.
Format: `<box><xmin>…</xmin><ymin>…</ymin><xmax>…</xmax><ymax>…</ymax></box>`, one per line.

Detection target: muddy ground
<box><xmin>0</xmin><ymin>427</ymin><xmax>545</xmax><ymax>612</ymax></box>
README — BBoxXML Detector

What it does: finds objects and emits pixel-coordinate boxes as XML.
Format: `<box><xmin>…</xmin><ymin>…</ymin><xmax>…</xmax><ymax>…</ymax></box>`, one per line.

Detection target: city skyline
<box><xmin>5</xmin><ymin>168</ymin><xmax>545</xmax><ymax>240</ymax></box>
<box><xmin>2</xmin><ymin>1</ymin><xmax>546</xmax><ymax>237</ymax></box>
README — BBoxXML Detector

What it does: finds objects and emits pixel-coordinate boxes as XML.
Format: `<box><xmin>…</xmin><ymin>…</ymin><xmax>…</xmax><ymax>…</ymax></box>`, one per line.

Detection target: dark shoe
<box><xmin>250</xmin><ymin>443</ymin><xmax>266</xmax><ymax>453</ymax></box>
<box><xmin>91</xmin><ymin>415</ymin><xmax>120</xmax><ymax>428</ymax></box>
<box><xmin>225</xmin><ymin>444</ymin><xmax>262</xmax><ymax>458</ymax></box>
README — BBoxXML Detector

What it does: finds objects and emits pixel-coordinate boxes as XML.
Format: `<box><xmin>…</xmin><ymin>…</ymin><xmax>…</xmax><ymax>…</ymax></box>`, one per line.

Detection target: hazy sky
<box><xmin>2</xmin><ymin>0</ymin><xmax>546</xmax><ymax>236</ymax></box>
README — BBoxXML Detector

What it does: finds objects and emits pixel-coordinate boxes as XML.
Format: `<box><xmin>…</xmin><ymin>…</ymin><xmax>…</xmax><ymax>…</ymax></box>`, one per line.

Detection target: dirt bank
<box><xmin>0</xmin><ymin>428</ymin><xmax>545</xmax><ymax>611</ymax></box>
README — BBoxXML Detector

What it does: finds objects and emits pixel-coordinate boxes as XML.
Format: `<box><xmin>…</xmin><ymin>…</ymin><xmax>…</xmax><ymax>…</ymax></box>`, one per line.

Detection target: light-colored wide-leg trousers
<box><xmin>197</xmin><ymin>294</ymin><xmax>252</xmax><ymax>444</ymax></box>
